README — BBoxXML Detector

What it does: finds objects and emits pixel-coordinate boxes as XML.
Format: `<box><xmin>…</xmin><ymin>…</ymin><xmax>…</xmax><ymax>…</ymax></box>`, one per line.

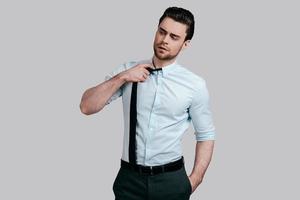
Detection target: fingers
<box><xmin>126</xmin><ymin>63</ymin><xmax>153</xmax><ymax>82</ymax></box>
<box><xmin>140</xmin><ymin>74</ymin><xmax>147</xmax><ymax>82</ymax></box>
<box><xmin>139</xmin><ymin>63</ymin><xmax>155</xmax><ymax>70</ymax></box>
<box><xmin>143</xmin><ymin>68</ymin><xmax>150</xmax><ymax>76</ymax></box>
<box><xmin>140</xmin><ymin>71</ymin><xmax>149</xmax><ymax>82</ymax></box>
<box><xmin>137</xmin><ymin>64</ymin><xmax>151</xmax><ymax>80</ymax></box>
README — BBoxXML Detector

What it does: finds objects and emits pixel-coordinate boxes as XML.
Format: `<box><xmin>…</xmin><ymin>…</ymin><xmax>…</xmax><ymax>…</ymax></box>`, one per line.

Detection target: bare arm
<box><xmin>188</xmin><ymin>140</ymin><xmax>215</xmax><ymax>193</ymax></box>
<box><xmin>80</xmin><ymin>73</ymin><xmax>126</xmax><ymax>115</ymax></box>
<box><xmin>79</xmin><ymin>63</ymin><xmax>153</xmax><ymax>115</ymax></box>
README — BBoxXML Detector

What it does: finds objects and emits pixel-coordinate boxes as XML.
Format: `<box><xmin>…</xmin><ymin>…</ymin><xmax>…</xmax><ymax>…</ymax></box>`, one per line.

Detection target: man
<box><xmin>80</xmin><ymin>7</ymin><xmax>215</xmax><ymax>200</ymax></box>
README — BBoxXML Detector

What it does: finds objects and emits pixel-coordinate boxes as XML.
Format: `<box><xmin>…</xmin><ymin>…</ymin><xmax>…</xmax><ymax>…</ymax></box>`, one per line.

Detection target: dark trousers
<box><xmin>113</xmin><ymin>161</ymin><xmax>192</xmax><ymax>200</ymax></box>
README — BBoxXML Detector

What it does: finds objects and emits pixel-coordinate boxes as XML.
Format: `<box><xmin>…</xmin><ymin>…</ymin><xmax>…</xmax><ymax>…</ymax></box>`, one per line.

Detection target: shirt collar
<box><xmin>147</xmin><ymin>57</ymin><xmax>178</xmax><ymax>77</ymax></box>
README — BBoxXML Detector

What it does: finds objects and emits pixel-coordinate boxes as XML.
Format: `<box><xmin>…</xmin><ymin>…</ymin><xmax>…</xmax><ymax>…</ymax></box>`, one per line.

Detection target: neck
<box><xmin>152</xmin><ymin>56</ymin><xmax>176</xmax><ymax>68</ymax></box>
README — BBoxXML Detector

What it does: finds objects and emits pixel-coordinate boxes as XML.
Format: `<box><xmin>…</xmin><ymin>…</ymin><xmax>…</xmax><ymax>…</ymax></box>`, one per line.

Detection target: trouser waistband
<box><xmin>120</xmin><ymin>157</ymin><xmax>184</xmax><ymax>175</ymax></box>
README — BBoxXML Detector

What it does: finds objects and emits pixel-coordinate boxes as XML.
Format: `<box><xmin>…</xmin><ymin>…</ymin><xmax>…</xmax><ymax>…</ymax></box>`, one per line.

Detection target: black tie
<box><xmin>146</xmin><ymin>67</ymin><xmax>163</xmax><ymax>74</ymax></box>
<box><xmin>128</xmin><ymin>66</ymin><xmax>162</xmax><ymax>165</ymax></box>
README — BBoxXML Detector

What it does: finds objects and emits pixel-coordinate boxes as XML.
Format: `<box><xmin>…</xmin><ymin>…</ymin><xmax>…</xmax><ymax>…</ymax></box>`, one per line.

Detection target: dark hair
<box><xmin>159</xmin><ymin>7</ymin><xmax>195</xmax><ymax>41</ymax></box>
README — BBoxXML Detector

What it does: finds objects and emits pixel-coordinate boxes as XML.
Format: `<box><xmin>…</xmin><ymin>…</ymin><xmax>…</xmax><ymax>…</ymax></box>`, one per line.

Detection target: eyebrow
<box><xmin>159</xmin><ymin>27</ymin><xmax>181</xmax><ymax>39</ymax></box>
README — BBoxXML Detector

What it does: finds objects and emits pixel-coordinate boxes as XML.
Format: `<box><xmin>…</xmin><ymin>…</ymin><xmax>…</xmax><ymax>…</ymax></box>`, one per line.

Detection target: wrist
<box><xmin>190</xmin><ymin>173</ymin><xmax>203</xmax><ymax>185</ymax></box>
<box><xmin>117</xmin><ymin>72</ymin><xmax>128</xmax><ymax>83</ymax></box>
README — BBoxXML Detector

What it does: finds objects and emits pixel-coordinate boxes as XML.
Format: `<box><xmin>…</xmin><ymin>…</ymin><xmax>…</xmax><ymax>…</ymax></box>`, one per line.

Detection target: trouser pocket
<box><xmin>112</xmin><ymin>168</ymin><xmax>123</xmax><ymax>193</ymax></box>
<box><xmin>183</xmin><ymin>168</ymin><xmax>192</xmax><ymax>195</ymax></box>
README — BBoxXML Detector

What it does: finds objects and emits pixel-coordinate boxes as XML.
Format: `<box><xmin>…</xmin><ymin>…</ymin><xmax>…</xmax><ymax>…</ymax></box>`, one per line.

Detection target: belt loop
<box><xmin>150</xmin><ymin>166</ymin><xmax>153</xmax><ymax>175</ymax></box>
<box><xmin>162</xmin><ymin>165</ymin><xmax>165</xmax><ymax>173</ymax></box>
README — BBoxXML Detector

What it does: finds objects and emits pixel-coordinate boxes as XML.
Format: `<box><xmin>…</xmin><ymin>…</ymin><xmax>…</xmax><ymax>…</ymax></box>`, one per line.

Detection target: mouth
<box><xmin>158</xmin><ymin>46</ymin><xmax>168</xmax><ymax>51</ymax></box>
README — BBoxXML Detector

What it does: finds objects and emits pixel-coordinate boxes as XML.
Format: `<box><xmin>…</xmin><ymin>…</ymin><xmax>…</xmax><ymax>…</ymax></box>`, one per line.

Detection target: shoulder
<box><xmin>175</xmin><ymin>65</ymin><xmax>212</xmax><ymax>103</ymax></box>
<box><xmin>106</xmin><ymin>60</ymin><xmax>137</xmax><ymax>76</ymax></box>
<box><xmin>105</xmin><ymin>59</ymin><xmax>150</xmax><ymax>78</ymax></box>
<box><xmin>175</xmin><ymin>64</ymin><xmax>207</xmax><ymax>89</ymax></box>
<box><xmin>121</xmin><ymin>58</ymin><xmax>151</xmax><ymax>70</ymax></box>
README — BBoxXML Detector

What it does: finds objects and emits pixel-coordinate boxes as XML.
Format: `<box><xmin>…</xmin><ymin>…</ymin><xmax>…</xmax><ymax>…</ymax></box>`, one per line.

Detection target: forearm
<box><xmin>80</xmin><ymin>63</ymin><xmax>152</xmax><ymax>115</ymax></box>
<box><xmin>190</xmin><ymin>140</ymin><xmax>215</xmax><ymax>185</ymax></box>
<box><xmin>80</xmin><ymin>73</ymin><xmax>127</xmax><ymax>115</ymax></box>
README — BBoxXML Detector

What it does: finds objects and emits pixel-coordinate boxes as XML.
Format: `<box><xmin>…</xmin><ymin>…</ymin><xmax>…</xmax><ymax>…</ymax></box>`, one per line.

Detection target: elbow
<box><xmin>80</xmin><ymin>102</ymin><xmax>92</xmax><ymax>115</ymax></box>
<box><xmin>79</xmin><ymin>101</ymin><xmax>104</xmax><ymax>115</ymax></box>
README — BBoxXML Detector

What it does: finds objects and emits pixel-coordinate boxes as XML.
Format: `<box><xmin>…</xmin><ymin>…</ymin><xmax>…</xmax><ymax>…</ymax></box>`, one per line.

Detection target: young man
<box><xmin>80</xmin><ymin>7</ymin><xmax>215</xmax><ymax>200</ymax></box>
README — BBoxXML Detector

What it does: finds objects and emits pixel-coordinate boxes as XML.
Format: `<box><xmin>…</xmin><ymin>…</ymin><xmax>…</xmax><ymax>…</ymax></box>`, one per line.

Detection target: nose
<box><xmin>162</xmin><ymin>35</ymin><xmax>170</xmax><ymax>44</ymax></box>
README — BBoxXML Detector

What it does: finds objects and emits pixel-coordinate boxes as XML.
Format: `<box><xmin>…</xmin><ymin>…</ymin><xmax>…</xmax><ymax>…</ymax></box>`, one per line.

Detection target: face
<box><xmin>153</xmin><ymin>17</ymin><xmax>190</xmax><ymax>61</ymax></box>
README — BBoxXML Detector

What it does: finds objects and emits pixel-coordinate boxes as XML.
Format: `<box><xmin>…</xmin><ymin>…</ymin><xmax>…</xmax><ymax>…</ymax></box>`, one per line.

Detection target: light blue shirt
<box><xmin>105</xmin><ymin>58</ymin><xmax>215</xmax><ymax>166</ymax></box>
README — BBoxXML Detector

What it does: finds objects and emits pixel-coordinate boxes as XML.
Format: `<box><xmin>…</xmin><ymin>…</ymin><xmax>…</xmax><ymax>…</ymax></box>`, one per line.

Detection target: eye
<box><xmin>171</xmin><ymin>36</ymin><xmax>179</xmax><ymax>41</ymax></box>
<box><xmin>158</xmin><ymin>28</ymin><xmax>166</xmax><ymax>35</ymax></box>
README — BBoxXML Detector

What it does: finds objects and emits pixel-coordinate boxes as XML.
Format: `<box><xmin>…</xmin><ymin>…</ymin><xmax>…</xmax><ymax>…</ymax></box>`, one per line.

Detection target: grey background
<box><xmin>0</xmin><ymin>0</ymin><xmax>299</xmax><ymax>199</ymax></box>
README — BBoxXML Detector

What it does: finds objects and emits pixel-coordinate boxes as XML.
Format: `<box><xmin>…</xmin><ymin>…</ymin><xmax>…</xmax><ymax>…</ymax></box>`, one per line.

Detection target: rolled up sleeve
<box><xmin>188</xmin><ymin>80</ymin><xmax>216</xmax><ymax>141</ymax></box>
<box><xmin>104</xmin><ymin>63</ymin><xmax>126</xmax><ymax>105</ymax></box>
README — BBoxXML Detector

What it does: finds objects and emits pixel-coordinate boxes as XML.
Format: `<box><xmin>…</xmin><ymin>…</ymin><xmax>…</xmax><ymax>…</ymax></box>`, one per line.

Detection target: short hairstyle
<box><xmin>159</xmin><ymin>7</ymin><xmax>195</xmax><ymax>41</ymax></box>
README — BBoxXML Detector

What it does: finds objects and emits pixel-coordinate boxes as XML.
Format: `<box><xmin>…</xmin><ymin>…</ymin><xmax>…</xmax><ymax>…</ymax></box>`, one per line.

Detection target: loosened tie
<box><xmin>128</xmin><ymin>67</ymin><xmax>162</xmax><ymax>165</ymax></box>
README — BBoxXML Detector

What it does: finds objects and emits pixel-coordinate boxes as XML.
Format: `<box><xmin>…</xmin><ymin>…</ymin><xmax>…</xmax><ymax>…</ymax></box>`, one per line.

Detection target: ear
<box><xmin>181</xmin><ymin>40</ymin><xmax>191</xmax><ymax>51</ymax></box>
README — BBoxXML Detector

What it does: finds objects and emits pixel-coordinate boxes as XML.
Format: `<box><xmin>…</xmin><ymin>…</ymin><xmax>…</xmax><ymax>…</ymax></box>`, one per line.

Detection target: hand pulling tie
<box><xmin>128</xmin><ymin>60</ymin><xmax>162</xmax><ymax>165</ymax></box>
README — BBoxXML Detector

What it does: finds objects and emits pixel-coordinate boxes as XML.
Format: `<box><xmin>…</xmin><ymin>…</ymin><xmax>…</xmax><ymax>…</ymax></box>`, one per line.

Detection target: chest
<box><xmin>123</xmin><ymin>75</ymin><xmax>194</xmax><ymax>118</ymax></box>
